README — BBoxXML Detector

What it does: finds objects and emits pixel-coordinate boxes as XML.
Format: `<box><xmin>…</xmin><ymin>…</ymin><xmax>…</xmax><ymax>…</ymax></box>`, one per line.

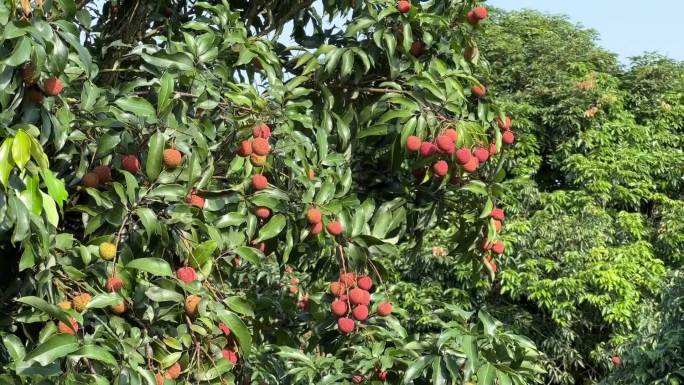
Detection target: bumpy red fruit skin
<box><xmin>251</xmin><ymin>174</ymin><xmax>268</xmax><ymax>190</ymax></box>
<box><xmin>473</xmin><ymin>147</ymin><xmax>489</xmax><ymax>163</ymax></box>
<box><xmin>491</xmin><ymin>208</ymin><xmax>505</xmax><ymax>221</ymax></box>
<box><xmin>310</xmin><ymin>221</ymin><xmax>323</xmax><ymax>235</ymax></box>
<box><xmin>331</xmin><ymin>300</ymin><xmax>348</xmax><ymax>317</ymax></box>
<box><xmin>497</xmin><ymin>116</ymin><xmax>512</xmax><ymax>131</ymax></box>
<box><xmin>378</xmin><ymin>370</ymin><xmax>388</xmax><ymax>381</ymax></box>
<box><xmin>106</xmin><ymin>276</ymin><xmax>124</xmax><ymax>292</ymax></box>
<box><xmin>488</xmin><ymin>143</ymin><xmax>498</xmax><ymax>155</ymax></box>
<box><xmin>338</xmin><ymin>317</ymin><xmax>355</xmax><ymax>334</ymax></box>
<box><xmin>455</xmin><ymin>148</ymin><xmax>472</xmax><ymax>165</ymax></box>
<box><xmin>432</xmin><ymin>160</ymin><xmax>449</xmax><ymax>177</ymax></box>
<box><xmin>444</xmin><ymin>128</ymin><xmax>458</xmax><ymax>141</ymax></box>
<box><xmin>222</xmin><ymin>348</ymin><xmax>239</xmax><ymax>364</ymax></box>
<box><xmin>490</xmin><ymin>261</ymin><xmax>498</xmax><ymax>273</ymax></box>
<box><xmin>155</xmin><ymin>372</ymin><xmax>164</xmax><ymax>385</ymax></box>
<box><xmin>502</xmin><ymin>130</ymin><xmax>515</xmax><ymax>144</ymax></box>
<box><xmin>20</xmin><ymin>65</ymin><xmax>35</xmax><ymax>84</ymax></box>
<box><xmin>251</xmin><ymin>138</ymin><xmax>270</xmax><ymax>156</ymax></box>
<box><xmin>43</xmin><ymin>77</ymin><xmax>64</xmax><ymax>96</ymax></box>
<box><xmin>491</xmin><ymin>240</ymin><xmax>505</xmax><ymax>255</ymax></box>
<box><xmin>494</xmin><ymin>220</ymin><xmax>502</xmax><ymax>232</ymax></box>
<box><xmin>409</xmin><ymin>40</ymin><xmax>425</xmax><ymax>57</ymax></box>
<box><xmin>163</xmin><ymin>149</ymin><xmax>183</xmax><ymax>168</ymax></box>
<box><xmin>397</xmin><ymin>0</ymin><xmax>411</xmax><ymax>13</ymax></box>
<box><xmin>121</xmin><ymin>155</ymin><xmax>141</xmax><ymax>173</ymax></box>
<box><xmin>471</xmin><ymin>85</ymin><xmax>487</xmax><ymax>98</ymax></box>
<box><xmin>176</xmin><ymin>267</ymin><xmax>197</xmax><ymax>283</ymax></box>
<box><xmin>93</xmin><ymin>165</ymin><xmax>111</xmax><ymax>184</ymax></box>
<box><xmin>611</xmin><ymin>356</ymin><xmax>621</xmax><ymax>366</ymax></box>
<box><xmin>165</xmin><ymin>363</ymin><xmax>181</xmax><ymax>380</ymax></box>
<box><xmin>473</xmin><ymin>6</ymin><xmax>488</xmax><ymax>20</ymax></box>
<box><xmin>435</xmin><ymin>135</ymin><xmax>455</xmax><ymax>154</ymax></box>
<box><xmin>306</xmin><ymin>207</ymin><xmax>322</xmax><ymax>224</ymax></box>
<box><xmin>330</xmin><ymin>281</ymin><xmax>346</xmax><ymax>296</ymax></box>
<box><xmin>357</xmin><ymin>275</ymin><xmax>373</xmax><ymax>291</ymax></box>
<box><xmin>186</xmin><ymin>193</ymin><xmax>205</xmax><ymax>208</ymax></box>
<box><xmin>327</xmin><ymin>221</ymin><xmax>343</xmax><ymax>236</ymax></box>
<box><xmin>377</xmin><ymin>302</ymin><xmax>393</xmax><ymax>317</ymax></box>
<box><xmin>352</xmin><ymin>305</ymin><xmax>369</xmax><ymax>321</ymax></box>
<box><xmin>58</xmin><ymin>317</ymin><xmax>79</xmax><ymax>335</ymax></box>
<box><xmin>419</xmin><ymin>142</ymin><xmax>437</xmax><ymax>158</ymax></box>
<box><xmin>462</xmin><ymin>157</ymin><xmax>479</xmax><ymax>173</ymax></box>
<box><xmin>352</xmin><ymin>375</ymin><xmax>365</xmax><ymax>384</ymax></box>
<box><xmin>252</xmin><ymin>123</ymin><xmax>271</xmax><ymax>139</ymax></box>
<box><xmin>340</xmin><ymin>272</ymin><xmax>356</xmax><ymax>286</ymax></box>
<box><xmin>238</xmin><ymin>140</ymin><xmax>253</xmax><ymax>157</ymax></box>
<box><xmin>81</xmin><ymin>172</ymin><xmax>100</xmax><ymax>188</ymax></box>
<box><xmin>406</xmin><ymin>136</ymin><xmax>421</xmax><ymax>152</ymax></box>
<box><xmin>466</xmin><ymin>11</ymin><xmax>479</xmax><ymax>25</ymax></box>
<box><xmin>350</xmin><ymin>288</ymin><xmax>370</xmax><ymax>305</ymax></box>
<box><xmin>254</xmin><ymin>206</ymin><xmax>271</xmax><ymax>219</ymax></box>
<box><xmin>219</xmin><ymin>322</ymin><xmax>231</xmax><ymax>336</ymax></box>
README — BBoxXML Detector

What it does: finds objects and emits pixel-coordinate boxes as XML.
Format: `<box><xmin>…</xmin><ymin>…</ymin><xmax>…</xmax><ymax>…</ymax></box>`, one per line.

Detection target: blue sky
<box><xmin>488</xmin><ymin>0</ymin><xmax>684</xmax><ymax>62</ymax></box>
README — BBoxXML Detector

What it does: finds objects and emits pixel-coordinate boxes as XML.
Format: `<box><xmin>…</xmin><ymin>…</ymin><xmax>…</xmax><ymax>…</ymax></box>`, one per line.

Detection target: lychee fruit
<box><xmin>349</xmin><ymin>288</ymin><xmax>370</xmax><ymax>306</ymax></box>
<box><xmin>251</xmin><ymin>174</ymin><xmax>268</xmax><ymax>190</ymax></box>
<box><xmin>473</xmin><ymin>147</ymin><xmax>490</xmax><ymax>163</ymax></box>
<box><xmin>57</xmin><ymin>301</ymin><xmax>72</xmax><ymax>310</ymax></box>
<box><xmin>310</xmin><ymin>221</ymin><xmax>323</xmax><ymax>235</ymax></box>
<box><xmin>377</xmin><ymin>370</ymin><xmax>388</xmax><ymax>381</ymax></box>
<box><xmin>419</xmin><ymin>142</ymin><xmax>437</xmax><ymax>158</ymax></box>
<box><xmin>99</xmin><ymin>242</ymin><xmax>117</xmax><ymax>261</ymax></box>
<box><xmin>397</xmin><ymin>0</ymin><xmax>411</xmax><ymax>13</ymax></box>
<box><xmin>352</xmin><ymin>375</ymin><xmax>365</xmax><ymax>384</ymax></box>
<box><xmin>491</xmin><ymin>240</ymin><xmax>505</xmax><ymax>255</ymax></box>
<box><xmin>357</xmin><ymin>275</ymin><xmax>373</xmax><ymax>291</ymax></box>
<box><xmin>432</xmin><ymin>160</ymin><xmax>449</xmax><ymax>177</ymax></box>
<box><xmin>163</xmin><ymin>149</ymin><xmax>183</xmax><ymax>168</ymax></box>
<box><xmin>409</xmin><ymin>40</ymin><xmax>425</xmax><ymax>57</ymax></box>
<box><xmin>352</xmin><ymin>305</ymin><xmax>369</xmax><ymax>321</ymax></box>
<box><xmin>106</xmin><ymin>276</ymin><xmax>124</xmax><ymax>292</ymax></box>
<box><xmin>491</xmin><ymin>208</ymin><xmax>504</xmax><ymax>221</ymax></box>
<box><xmin>377</xmin><ymin>302</ymin><xmax>393</xmax><ymax>317</ymax></box>
<box><xmin>306</xmin><ymin>207</ymin><xmax>322</xmax><ymax>224</ymax></box>
<box><xmin>444</xmin><ymin>128</ymin><xmax>458</xmax><ymax>141</ymax></box>
<box><xmin>488</xmin><ymin>143</ymin><xmax>498</xmax><ymax>155</ymax></box>
<box><xmin>494</xmin><ymin>220</ymin><xmax>502</xmax><ymax>232</ymax></box>
<box><xmin>327</xmin><ymin>221</ymin><xmax>343</xmax><ymax>236</ymax></box>
<box><xmin>473</xmin><ymin>6</ymin><xmax>488</xmax><ymax>20</ymax></box>
<box><xmin>253</xmin><ymin>124</ymin><xmax>271</xmax><ymax>139</ymax></box>
<box><xmin>471</xmin><ymin>85</ymin><xmax>486</xmax><ymax>98</ymax></box>
<box><xmin>93</xmin><ymin>165</ymin><xmax>111</xmax><ymax>184</ymax></box>
<box><xmin>502</xmin><ymin>130</ymin><xmax>515</xmax><ymax>145</ymax></box>
<box><xmin>254</xmin><ymin>206</ymin><xmax>271</xmax><ymax>219</ymax></box>
<box><xmin>177</xmin><ymin>266</ymin><xmax>197</xmax><ymax>283</ymax></box>
<box><xmin>497</xmin><ymin>116</ymin><xmax>512</xmax><ymax>131</ymax></box>
<box><xmin>251</xmin><ymin>138</ymin><xmax>270</xmax><ymax>156</ymax></box>
<box><xmin>611</xmin><ymin>356</ymin><xmax>621</xmax><ymax>366</ymax></box>
<box><xmin>184</xmin><ymin>294</ymin><xmax>201</xmax><ymax>317</ymax></box>
<box><xmin>331</xmin><ymin>300</ymin><xmax>348</xmax><ymax>317</ymax></box>
<box><xmin>490</xmin><ymin>261</ymin><xmax>498</xmax><ymax>273</ymax></box>
<box><xmin>121</xmin><ymin>155</ymin><xmax>140</xmax><ymax>173</ymax></box>
<box><xmin>155</xmin><ymin>372</ymin><xmax>164</xmax><ymax>385</ymax></box>
<box><xmin>340</xmin><ymin>272</ymin><xmax>356</xmax><ymax>286</ymax></box>
<box><xmin>435</xmin><ymin>135</ymin><xmax>455</xmax><ymax>154</ymax></box>
<box><xmin>330</xmin><ymin>281</ymin><xmax>346</xmax><ymax>296</ymax></box>
<box><xmin>222</xmin><ymin>348</ymin><xmax>239</xmax><ymax>364</ymax></box>
<box><xmin>250</xmin><ymin>154</ymin><xmax>267</xmax><ymax>167</ymax></box>
<box><xmin>238</xmin><ymin>140</ymin><xmax>252</xmax><ymax>157</ymax></box>
<box><xmin>185</xmin><ymin>193</ymin><xmax>205</xmax><ymax>209</ymax></box>
<box><xmin>81</xmin><ymin>172</ymin><xmax>100</xmax><ymax>188</ymax></box>
<box><xmin>406</xmin><ymin>135</ymin><xmax>421</xmax><ymax>152</ymax></box>
<box><xmin>165</xmin><ymin>362</ymin><xmax>181</xmax><ymax>380</ymax></box>
<box><xmin>466</xmin><ymin>11</ymin><xmax>479</xmax><ymax>25</ymax></box>
<box><xmin>73</xmin><ymin>293</ymin><xmax>92</xmax><ymax>312</ymax></box>
<box><xmin>20</xmin><ymin>64</ymin><xmax>35</xmax><ymax>84</ymax></box>
<box><xmin>43</xmin><ymin>77</ymin><xmax>64</xmax><ymax>96</ymax></box>
<box><xmin>219</xmin><ymin>322</ymin><xmax>231</xmax><ymax>336</ymax></box>
<box><xmin>462</xmin><ymin>157</ymin><xmax>479</xmax><ymax>173</ymax></box>
<box><xmin>58</xmin><ymin>317</ymin><xmax>79</xmax><ymax>335</ymax></box>
<box><xmin>455</xmin><ymin>148</ymin><xmax>472</xmax><ymax>165</ymax></box>
<box><xmin>111</xmin><ymin>302</ymin><xmax>126</xmax><ymax>315</ymax></box>
<box><xmin>337</xmin><ymin>317</ymin><xmax>355</xmax><ymax>334</ymax></box>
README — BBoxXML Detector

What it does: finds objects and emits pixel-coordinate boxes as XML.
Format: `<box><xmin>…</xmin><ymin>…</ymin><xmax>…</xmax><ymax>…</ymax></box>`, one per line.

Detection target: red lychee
<box><xmin>238</xmin><ymin>140</ymin><xmax>253</xmax><ymax>157</ymax></box>
<box><xmin>165</xmin><ymin>363</ymin><xmax>181</xmax><ymax>380</ymax></box>
<box><xmin>185</xmin><ymin>193</ymin><xmax>205</xmax><ymax>209</ymax></box>
<box><xmin>491</xmin><ymin>208</ymin><xmax>504</xmax><ymax>221</ymax></box>
<box><xmin>106</xmin><ymin>276</ymin><xmax>124</xmax><ymax>292</ymax></box>
<box><xmin>219</xmin><ymin>322</ymin><xmax>231</xmax><ymax>336</ymax></box>
<box><xmin>611</xmin><ymin>356</ymin><xmax>621</xmax><ymax>366</ymax></box>
<box><xmin>377</xmin><ymin>302</ymin><xmax>393</xmax><ymax>317</ymax></box>
<box><xmin>473</xmin><ymin>6</ymin><xmax>488</xmax><ymax>20</ymax></box>
<box><xmin>58</xmin><ymin>317</ymin><xmax>79</xmax><ymax>335</ymax></box>
<box><xmin>331</xmin><ymin>300</ymin><xmax>348</xmax><ymax>317</ymax></box>
<box><xmin>444</xmin><ymin>128</ymin><xmax>458</xmax><ymax>141</ymax></box>
<box><xmin>327</xmin><ymin>221</ymin><xmax>343</xmax><ymax>236</ymax></box>
<box><xmin>306</xmin><ymin>207</ymin><xmax>322</xmax><ymax>224</ymax></box>
<box><xmin>121</xmin><ymin>155</ymin><xmax>140</xmax><ymax>173</ymax></box>
<box><xmin>222</xmin><ymin>348</ymin><xmax>239</xmax><ymax>364</ymax></box>
<box><xmin>497</xmin><ymin>116</ymin><xmax>512</xmax><ymax>131</ymax></box>
<box><xmin>340</xmin><ymin>272</ymin><xmax>356</xmax><ymax>286</ymax></box>
<box><xmin>419</xmin><ymin>142</ymin><xmax>437</xmax><ymax>158</ymax></box>
<box><xmin>502</xmin><ymin>130</ymin><xmax>515</xmax><ymax>145</ymax></box>
<box><xmin>357</xmin><ymin>275</ymin><xmax>373</xmax><ymax>291</ymax></box>
<box><xmin>409</xmin><ymin>40</ymin><xmax>425</xmax><ymax>57</ymax></box>
<box><xmin>310</xmin><ymin>221</ymin><xmax>323</xmax><ymax>235</ymax></box>
<box><xmin>471</xmin><ymin>85</ymin><xmax>487</xmax><ymax>98</ymax></box>
<box><xmin>491</xmin><ymin>240</ymin><xmax>505</xmax><ymax>255</ymax></box>
<box><xmin>352</xmin><ymin>305</ymin><xmax>369</xmax><ymax>321</ymax></box>
<box><xmin>254</xmin><ymin>207</ymin><xmax>271</xmax><ymax>219</ymax></box>
<box><xmin>337</xmin><ymin>317</ymin><xmax>355</xmax><ymax>334</ymax></box>
<box><xmin>377</xmin><ymin>370</ymin><xmax>388</xmax><ymax>381</ymax></box>
<box><xmin>466</xmin><ymin>11</ymin><xmax>479</xmax><ymax>25</ymax></box>
<box><xmin>397</xmin><ymin>0</ymin><xmax>411</xmax><ymax>13</ymax></box>
<box><xmin>93</xmin><ymin>165</ymin><xmax>111</xmax><ymax>184</ymax></box>
<box><xmin>455</xmin><ymin>148</ymin><xmax>472</xmax><ymax>165</ymax></box>
<box><xmin>251</xmin><ymin>174</ymin><xmax>268</xmax><ymax>190</ymax></box>
<box><xmin>26</xmin><ymin>87</ymin><xmax>44</xmax><ymax>103</ymax></box>
<box><xmin>163</xmin><ymin>149</ymin><xmax>182</xmax><ymax>168</ymax></box>
<box><xmin>349</xmin><ymin>288</ymin><xmax>370</xmax><ymax>306</ymax></box>
<box><xmin>406</xmin><ymin>135</ymin><xmax>421</xmax><ymax>152</ymax></box>
<box><xmin>251</xmin><ymin>138</ymin><xmax>270</xmax><ymax>156</ymax></box>
<box><xmin>43</xmin><ymin>77</ymin><xmax>64</xmax><ymax>96</ymax></box>
<box><xmin>352</xmin><ymin>375</ymin><xmax>365</xmax><ymax>384</ymax></box>
<box><xmin>432</xmin><ymin>160</ymin><xmax>449</xmax><ymax>177</ymax></box>
<box><xmin>494</xmin><ymin>220</ymin><xmax>502</xmax><ymax>232</ymax></box>
<box><xmin>20</xmin><ymin>64</ymin><xmax>35</xmax><ymax>84</ymax></box>
<box><xmin>462</xmin><ymin>157</ymin><xmax>479</xmax><ymax>173</ymax></box>
<box><xmin>488</xmin><ymin>143</ymin><xmax>498</xmax><ymax>155</ymax></box>
<box><xmin>330</xmin><ymin>281</ymin><xmax>346</xmax><ymax>296</ymax></box>
<box><xmin>252</xmin><ymin>123</ymin><xmax>271</xmax><ymax>139</ymax></box>
<box><xmin>176</xmin><ymin>266</ymin><xmax>197</xmax><ymax>283</ymax></box>
<box><xmin>81</xmin><ymin>172</ymin><xmax>100</xmax><ymax>188</ymax></box>
<box><xmin>473</xmin><ymin>147</ymin><xmax>489</xmax><ymax>163</ymax></box>
<box><xmin>435</xmin><ymin>135</ymin><xmax>455</xmax><ymax>154</ymax></box>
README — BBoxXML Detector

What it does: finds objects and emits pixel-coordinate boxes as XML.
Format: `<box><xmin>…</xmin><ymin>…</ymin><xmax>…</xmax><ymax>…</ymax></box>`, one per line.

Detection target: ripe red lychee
<box><xmin>377</xmin><ymin>302</ymin><xmax>393</xmax><ymax>317</ymax></box>
<box><xmin>419</xmin><ymin>142</ymin><xmax>437</xmax><ymax>158</ymax></box>
<box><xmin>155</xmin><ymin>372</ymin><xmax>164</xmax><ymax>385</ymax></box>
<box><xmin>340</xmin><ymin>272</ymin><xmax>356</xmax><ymax>286</ymax></box>
<box><xmin>406</xmin><ymin>135</ymin><xmax>421</xmax><ymax>152</ymax></box>
<box><xmin>93</xmin><ymin>165</ymin><xmax>111</xmax><ymax>184</ymax></box>
<box><xmin>327</xmin><ymin>221</ymin><xmax>343</xmax><ymax>236</ymax></box>
<box><xmin>330</xmin><ymin>281</ymin><xmax>346</xmax><ymax>296</ymax></box>
<box><xmin>251</xmin><ymin>138</ymin><xmax>270</xmax><ymax>156</ymax></box>
<box><xmin>611</xmin><ymin>356</ymin><xmax>621</xmax><ymax>366</ymax></box>
<box><xmin>81</xmin><ymin>172</ymin><xmax>100</xmax><ymax>188</ymax></box>
<box><xmin>251</xmin><ymin>174</ymin><xmax>268</xmax><ymax>190</ymax></box>
<box><xmin>290</xmin><ymin>276</ymin><xmax>299</xmax><ymax>285</ymax></box>
<box><xmin>462</xmin><ymin>157</ymin><xmax>479</xmax><ymax>173</ymax></box>
<box><xmin>238</xmin><ymin>140</ymin><xmax>252</xmax><ymax>157</ymax></box>
<box><xmin>471</xmin><ymin>85</ymin><xmax>487</xmax><ymax>98</ymax></box>
<box><xmin>26</xmin><ymin>87</ymin><xmax>44</xmax><ymax>103</ymax></box>
<box><xmin>176</xmin><ymin>266</ymin><xmax>197</xmax><ymax>283</ymax></box>
<box><xmin>491</xmin><ymin>208</ymin><xmax>504</xmax><ymax>221</ymax></box>
<box><xmin>219</xmin><ymin>322</ymin><xmax>231</xmax><ymax>336</ymax></box>
<box><xmin>337</xmin><ymin>317</ymin><xmax>355</xmax><ymax>334</ymax></box>
<box><xmin>444</xmin><ymin>128</ymin><xmax>458</xmax><ymax>141</ymax></box>
<box><xmin>306</xmin><ymin>207</ymin><xmax>322</xmax><ymax>224</ymax></box>
<box><xmin>121</xmin><ymin>155</ymin><xmax>140</xmax><ymax>173</ymax></box>
<box><xmin>349</xmin><ymin>288</ymin><xmax>370</xmax><ymax>306</ymax></box>
<box><xmin>455</xmin><ymin>148</ymin><xmax>472</xmax><ymax>165</ymax></box>
<box><xmin>466</xmin><ymin>11</ymin><xmax>479</xmax><ymax>25</ymax></box>
<box><xmin>490</xmin><ymin>261</ymin><xmax>498</xmax><ymax>273</ymax></box>
<box><xmin>409</xmin><ymin>40</ymin><xmax>425</xmax><ymax>57</ymax></box>
<box><xmin>298</xmin><ymin>295</ymin><xmax>310</xmax><ymax>311</ymax></box>
<box><xmin>58</xmin><ymin>317</ymin><xmax>79</xmax><ymax>335</ymax></box>
<box><xmin>497</xmin><ymin>116</ymin><xmax>512</xmax><ymax>131</ymax></box>
<box><xmin>488</xmin><ymin>143</ymin><xmax>498</xmax><ymax>155</ymax></box>
<box><xmin>106</xmin><ymin>276</ymin><xmax>124</xmax><ymax>292</ymax></box>
<box><xmin>377</xmin><ymin>370</ymin><xmax>388</xmax><ymax>381</ymax></box>
<box><xmin>435</xmin><ymin>135</ymin><xmax>455</xmax><ymax>154</ymax></box>
<box><xmin>185</xmin><ymin>193</ymin><xmax>205</xmax><ymax>209</ymax></box>
<box><xmin>289</xmin><ymin>285</ymin><xmax>298</xmax><ymax>295</ymax></box>
<box><xmin>397</xmin><ymin>0</ymin><xmax>411</xmax><ymax>13</ymax></box>
<box><xmin>357</xmin><ymin>275</ymin><xmax>373</xmax><ymax>291</ymax></box>
<box><xmin>494</xmin><ymin>220</ymin><xmax>502</xmax><ymax>232</ymax></box>
<box><xmin>352</xmin><ymin>375</ymin><xmax>365</xmax><ymax>384</ymax></box>
<box><xmin>331</xmin><ymin>300</ymin><xmax>348</xmax><ymax>317</ymax></box>
<box><xmin>352</xmin><ymin>305</ymin><xmax>369</xmax><ymax>321</ymax></box>
<box><xmin>163</xmin><ymin>149</ymin><xmax>183</xmax><ymax>168</ymax></box>
<box><xmin>310</xmin><ymin>221</ymin><xmax>323</xmax><ymax>235</ymax></box>
<box><xmin>43</xmin><ymin>77</ymin><xmax>64</xmax><ymax>96</ymax></box>
<box><xmin>473</xmin><ymin>6</ymin><xmax>488</xmax><ymax>20</ymax></box>
<box><xmin>254</xmin><ymin>206</ymin><xmax>271</xmax><ymax>219</ymax></box>
<box><xmin>473</xmin><ymin>147</ymin><xmax>489</xmax><ymax>163</ymax></box>
<box><xmin>491</xmin><ymin>240</ymin><xmax>505</xmax><ymax>255</ymax></box>
<box><xmin>502</xmin><ymin>130</ymin><xmax>515</xmax><ymax>145</ymax></box>
<box><xmin>482</xmin><ymin>240</ymin><xmax>492</xmax><ymax>251</ymax></box>
<box><xmin>165</xmin><ymin>362</ymin><xmax>181</xmax><ymax>380</ymax></box>
<box><xmin>222</xmin><ymin>348</ymin><xmax>239</xmax><ymax>364</ymax></box>
<box><xmin>432</xmin><ymin>160</ymin><xmax>448</xmax><ymax>177</ymax></box>
<box><xmin>252</xmin><ymin>123</ymin><xmax>271</xmax><ymax>139</ymax></box>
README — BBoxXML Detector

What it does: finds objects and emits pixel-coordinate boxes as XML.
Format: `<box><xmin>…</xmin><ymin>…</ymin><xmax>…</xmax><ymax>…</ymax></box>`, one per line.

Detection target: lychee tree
<box><xmin>0</xmin><ymin>1</ymin><xmax>543</xmax><ymax>385</ymax></box>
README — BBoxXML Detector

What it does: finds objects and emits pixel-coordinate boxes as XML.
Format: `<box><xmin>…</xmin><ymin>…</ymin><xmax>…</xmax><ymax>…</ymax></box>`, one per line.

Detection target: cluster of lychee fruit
<box><xmin>19</xmin><ymin>63</ymin><xmax>64</xmax><ymax>103</ymax></box>
<box><xmin>466</xmin><ymin>6</ymin><xmax>488</xmax><ymax>26</ymax></box>
<box><xmin>482</xmin><ymin>207</ymin><xmax>506</xmax><ymax>273</ymax></box>
<box><xmin>496</xmin><ymin>115</ymin><xmax>516</xmax><ymax>145</ymax></box>
<box><xmin>328</xmin><ymin>272</ymin><xmax>392</xmax><ymax>334</ymax></box>
<box><xmin>237</xmin><ymin>123</ymin><xmax>273</xmax><ymax>191</ymax></box>
<box><xmin>306</xmin><ymin>207</ymin><xmax>343</xmax><ymax>237</ymax></box>
<box><xmin>81</xmin><ymin>165</ymin><xmax>112</xmax><ymax>188</ymax></box>
<box><xmin>56</xmin><ymin>288</ymin><xmax>125</xmax><ymax>336</ymax></box>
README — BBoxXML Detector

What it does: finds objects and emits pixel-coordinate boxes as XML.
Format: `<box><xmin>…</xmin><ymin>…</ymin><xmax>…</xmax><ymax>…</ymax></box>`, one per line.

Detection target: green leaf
<box><xmin>3</xmin><ymin>37</ymin><xmax>31</xmax><ymax>66</ymax></box>
<box><xmin>195</xmin><ymin>360</ymin><xmax>234</xmax><ymax>381</ymax></box>
<box><xmin>40</xmin><ymin>192</ymin><xmax>59</xmax><ymax>227</ymax></box>
<box><xmin>215</xmin><ymin>212</ymin><xmax>247</xmax><ymax>228</ymax></box>
<box><xmin>254</xmin><ymin>214</ymin><xmax>286</xmax><ymax>242</ymax></box>
<box><xmin>42</xmin><ymin>169</ymin><xmax>68</xmax><ymax>208</ymax></box>
<box><xmin>158</xmin><ymin>73</ymin><xmax>174</xmax><ymax>114</ymax></box>
<box><xmin>477</xmin><ymin>364</ymin><xmax>496</xmax><ymax>385</ymax></box>
<box><xmin>12</xmin><ymin>130</ymin><xmax>31</xmax><ymax>170</ymax></box>
<box><xmin>141</xmin><ymin>51</ymin><xmax>194</xmax><ymax>71</ymax></box>
<box><xmin>189</xmin><ymin>240</ymin><xmax>217</xmax><ymax>268</ymax></box>
<box><xmin>216</xmin><ymin>310</ymin><xmax>251</xmax><ymax>354</ymax></box>
<box><xmin>115</xmin><ymin>96</ymin><xmax>156</xmax><ymax>119</ymax></box>
<box><xmin>126</xmin><ymin>258</ymin><xmax>172</xmax><ymax>276</ymax></box>
<box><xmin>24</xmin><ymin>333</ymin><xmax>79</xmax><ymax>366</ymax></box>
<box><xmin>136</xmin><ymin>207</ymin><xmax>159</xmax><ymax>237</ymax></box>
<box><xmin>235</xmin><ymin>246</ymin><xmax>262</xmax><ymax>266</ymax></box>
<box><xmin>17</xmin><ymin>296</ymin><xmax>74</xmax><ymax>331</ymax></box>
<box><xmin>86</xmin><ymin>293</ymin><xmax>122</xmax><ymax>309</ymax></box>
<box><xmin>146</xmin><ymin>132</ymin><xmax>164</xmax><ymax>181</ymax></box>
<box><xmin>315</xmin><ymin>180</ymin><xmax>335</xmax><ymax>205</ymax></box>
<box><xmin>70</xmin><ymin>345</ymin><xmax>118</xmax><ymax>367</ymax></box>
<box><xmin>145</xmin><ymin>286</ymin><xmax>184</xmax><ymax>302</ymax></box>
<box><xmin>403</xmin><ymin>355</ymin><xmax>433</xmax><ymax>384</ymax></box>
<box><xmin>226</xmin><ymin>296</ymin><xmax>254</xmax><ymax>317</ymax></box>
<box><xmin>0</xmin><ymin>138</ymin><xmax>14</xmax><ymax>187</ymax></box>
<box><xmin>3</xmin><ymin>334</ymin><xmax>26</xmax><ymax>361</ymax></box>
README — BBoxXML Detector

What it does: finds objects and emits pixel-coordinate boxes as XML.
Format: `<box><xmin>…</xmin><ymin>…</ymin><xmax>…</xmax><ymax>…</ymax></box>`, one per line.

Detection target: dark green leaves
<box><xmin>126</xmin><ymin>258</ymin><xmax>173</xmax><ymax>276</ymax></box>
<box><xmin>115</xmin><ymin>96</ymin><xmax>156</xmax><ymax>119</ymax></box>
<box><xmin>146</xmin><ymin>132</ymin><xmax>164</xmax><ymax>180</ymax></box>
<box><xmin>24</xmin><ymin>334</ymin><xmax>79</xmax><ymax>366</ymax></box>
